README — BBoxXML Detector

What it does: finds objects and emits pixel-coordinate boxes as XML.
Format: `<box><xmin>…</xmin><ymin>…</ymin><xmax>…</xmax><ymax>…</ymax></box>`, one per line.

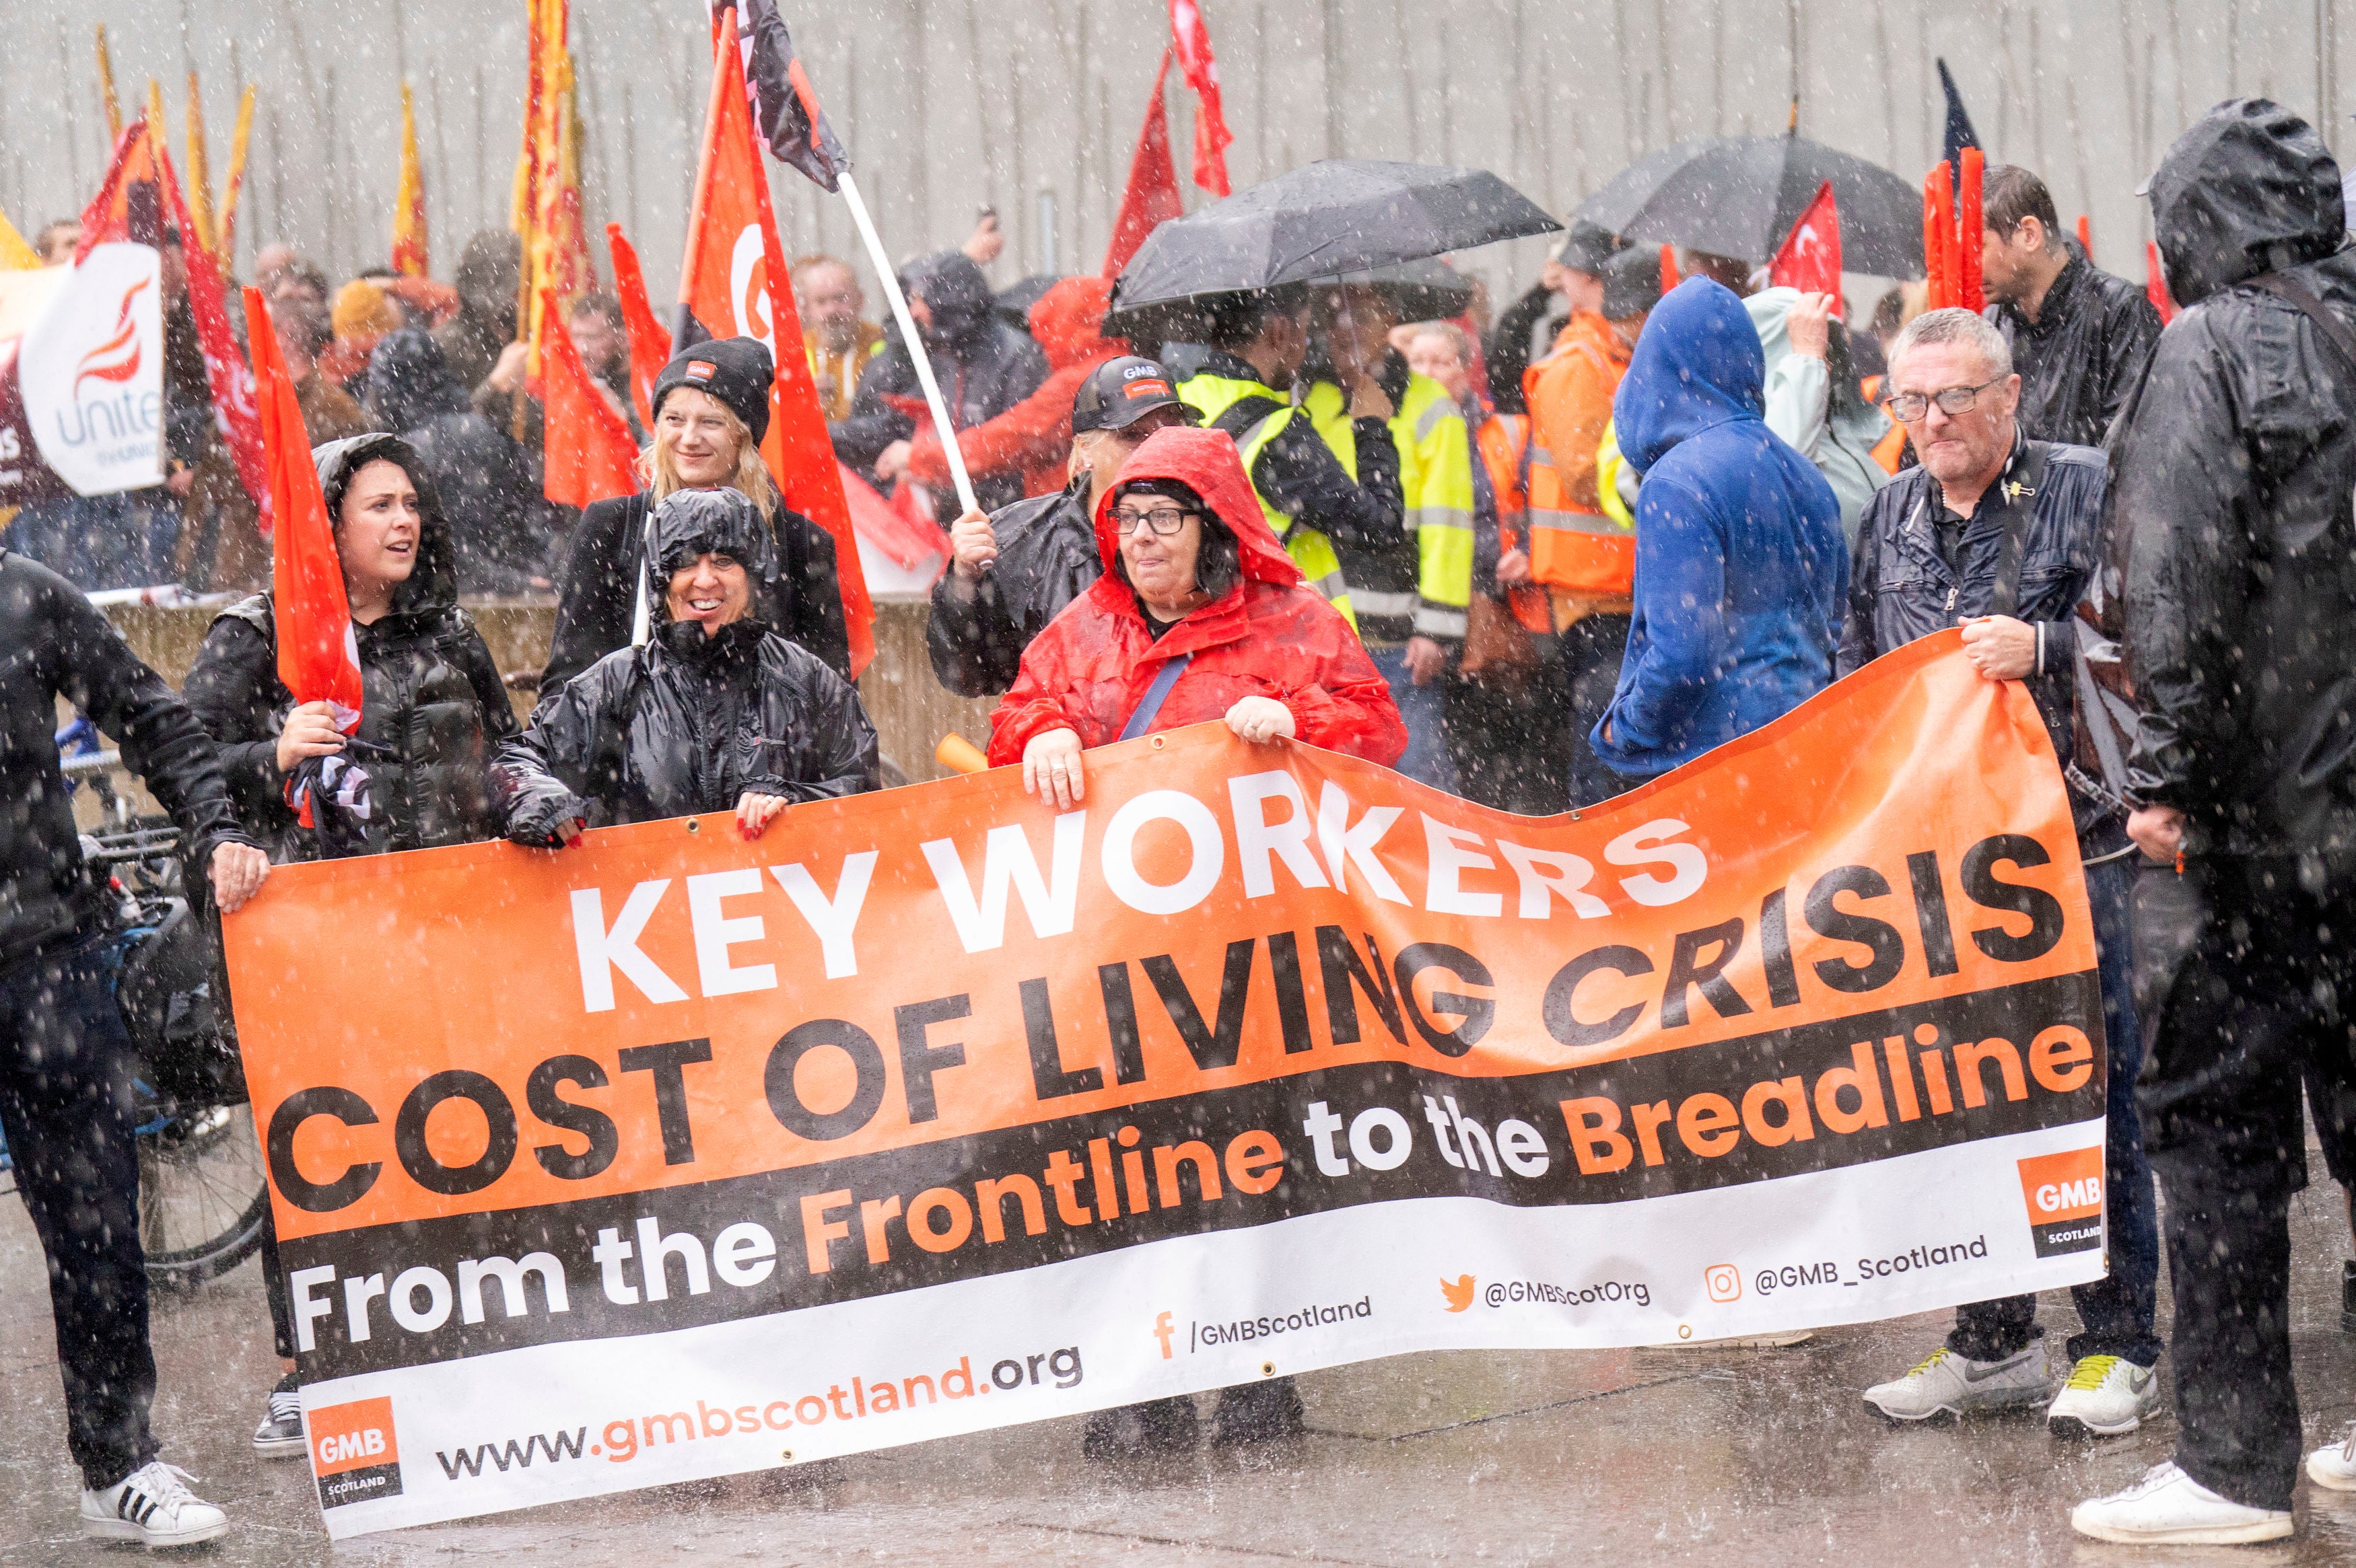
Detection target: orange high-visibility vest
<box><xmin>1475</xmin><ymin>411</ymin><xmax>1552</xmax><ymax>634</ymax></box>
<box><xmin>1523</xmin><ymin>314</ymin><xmax>1635</xmax><ymax>596</ymax></box>
<box><xmin>1861</xmin><ymin>375</ymin><xmax>1909</xmax><ymax>475</ymax></box>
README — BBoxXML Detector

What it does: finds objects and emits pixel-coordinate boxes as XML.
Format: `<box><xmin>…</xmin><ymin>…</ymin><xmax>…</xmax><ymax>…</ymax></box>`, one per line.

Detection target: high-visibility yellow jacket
<box><xmin>1177</xmin><ymin>369</ymin><xmax>1358</xmax><ymax>632</ymax></box>
<box><xmin>1389</xmin><ymin>373</ymin><xmax>1476</xmax><ymax>641</ymax></box>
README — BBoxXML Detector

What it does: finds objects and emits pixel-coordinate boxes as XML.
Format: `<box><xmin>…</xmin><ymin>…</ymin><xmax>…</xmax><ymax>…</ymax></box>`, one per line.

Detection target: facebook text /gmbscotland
<box><xmin>1191</xmin><ymin>1295</ymin><xmax>1373</xmax><ymax>1350</ymax></box>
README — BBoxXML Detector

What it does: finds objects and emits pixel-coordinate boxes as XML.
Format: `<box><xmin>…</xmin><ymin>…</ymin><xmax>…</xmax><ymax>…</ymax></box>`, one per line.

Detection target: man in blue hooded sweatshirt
<box><xmin>1590</xmin><ymin>278</ymin><xmax>1848</xmax><ymax>782</ymax></box>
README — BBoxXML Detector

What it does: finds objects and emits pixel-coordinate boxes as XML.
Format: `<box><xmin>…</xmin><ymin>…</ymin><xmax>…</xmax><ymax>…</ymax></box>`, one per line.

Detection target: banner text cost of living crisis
<box><xmin>228</xmin><ymin>634</ymin><xmax>2110</xmax><ymax>1534</ymax></box>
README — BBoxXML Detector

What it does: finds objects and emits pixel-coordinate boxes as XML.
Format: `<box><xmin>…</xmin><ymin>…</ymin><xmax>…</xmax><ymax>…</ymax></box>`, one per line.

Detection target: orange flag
<box><xmin>679</xmin><ymin>7</ymin><xmax>872</xmax><ymax>674</ymax></box>
<box><xmin>2146</xmin><ymin>241</ymin><xmax>2179</xmax><ymax>324</ymax></box>
<box><xmin>606</xmin><ymin>223</ymin><xmax>669</xmax><ymax>430</ymax></box>
<box><xmin>540</xmin><ymin>290</ymin><xmax>642</xmax><ymax>509</ymax></box>
<box><xmin>246</xmin><ymin>287</ymin><xmax>363</xmax><ymax>730</ymax></box>
<box><xmin>1658</xmin><ymin>242</ymin><xmax>1679</xmax><ymax>294</ymax></box>
<box><xmin>392</xmin><ymin>83</ymin><xmax>429</xmax><ymax>277</ymax></box>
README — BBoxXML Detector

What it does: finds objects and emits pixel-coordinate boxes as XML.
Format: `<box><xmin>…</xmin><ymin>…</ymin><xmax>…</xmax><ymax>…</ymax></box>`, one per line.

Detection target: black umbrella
<box><xmin>1107</xmin><ymin>159</ymin><xmax>1560</xmax><ymax>334</ymax></box>
<box><xmin>1572</xmin><ymin>136</ymin><xmax>1924</xmax><ymax>278</ymax></box>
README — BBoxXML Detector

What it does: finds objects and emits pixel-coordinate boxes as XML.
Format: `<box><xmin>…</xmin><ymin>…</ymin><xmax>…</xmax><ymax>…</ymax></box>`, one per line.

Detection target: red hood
<box><xmin>1093</xmin><ymin>426</ymin><xmax>1301</xmax><ymax>587</ymax></box>
<box><xmin>1028</xmin><ymin>276</ymin><xmax>1125</xmax><ymax>370</ymax></box>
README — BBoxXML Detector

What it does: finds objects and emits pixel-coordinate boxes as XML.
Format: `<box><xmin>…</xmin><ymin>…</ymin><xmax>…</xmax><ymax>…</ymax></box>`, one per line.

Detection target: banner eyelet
<box><xmin>779</xmin><ymin>1448</ymin><xmax>794</xmax><ymax>1462</ymax></box>
<box><xmin>687</xmin><ymin>818</ymin><xmax>700</xmax><ymax>834</ymax></box>
<box><xmin>1151</xmin><ymin>735</ymin><xmax>1168</xmax><ymax>750</ymax></box>
<box><xmin>1260</xmin><ymin>1361</ymin><xmax>1275</xmax><ymax>1376</ymax></box>
<box><xmin>1677</xmin><ymin>1324</ymin><xmax>1693</xmax><ymax>1340</ymax></box>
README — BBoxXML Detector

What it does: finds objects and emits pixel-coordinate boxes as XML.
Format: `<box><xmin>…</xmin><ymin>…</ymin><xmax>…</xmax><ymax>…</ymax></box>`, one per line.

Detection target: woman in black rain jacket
<box><xmin>495</xmin><ymin>487</ymin><xmax>878</xmax><ymax>843</ymax></box>
<box><xmin>183</xmin><ymin>431</ymin><xmax>519</xmax><ymax>861</ymax></box>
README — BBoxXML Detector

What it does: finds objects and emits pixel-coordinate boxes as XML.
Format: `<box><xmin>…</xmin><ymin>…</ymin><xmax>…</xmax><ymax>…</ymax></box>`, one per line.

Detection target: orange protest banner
<box><xmin>227</xmin><ymin>633</ymin><xmax>2103</xmax><ymax>1535</ymax></box>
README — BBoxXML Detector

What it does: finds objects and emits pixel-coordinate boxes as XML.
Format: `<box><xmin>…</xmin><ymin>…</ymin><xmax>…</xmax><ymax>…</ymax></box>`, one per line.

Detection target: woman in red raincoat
<box><xmin>988</xmin><ymin>425</ymin><xmax>1406</xmax><ymax>807</ymax></box>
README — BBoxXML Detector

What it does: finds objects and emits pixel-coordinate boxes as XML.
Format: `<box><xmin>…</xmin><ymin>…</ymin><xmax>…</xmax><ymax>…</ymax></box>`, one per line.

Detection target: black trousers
<box><xmin>1443</xmin><ymin>671</ymin><xmax>1571</xmax><ymax>816</ymax></box>
<box><xmin>1560</xmin><ymin>612</ymin><xmax>1630</xmax><ymax>809</ymax></box>
<box><xmin>0</xmin><ymin>932</ymin><xmax>160</xmax><ymax>1491</ymax></box>
<box><xmin>2133</xmin><ymin>857</ymin><xmax>2356</xmax><ymax>1511</ymax></box>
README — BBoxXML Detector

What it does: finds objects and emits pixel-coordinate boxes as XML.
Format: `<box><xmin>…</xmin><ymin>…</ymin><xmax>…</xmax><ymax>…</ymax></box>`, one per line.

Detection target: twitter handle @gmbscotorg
<box><xmin>1478</xmin><ymin>1277</ymin><xmax>1653</xmax><ymax>1310</ymax></box>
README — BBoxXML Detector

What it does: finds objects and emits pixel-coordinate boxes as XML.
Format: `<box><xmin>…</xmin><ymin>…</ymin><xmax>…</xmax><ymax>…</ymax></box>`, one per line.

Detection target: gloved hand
<box><xmin>506</xmin><ymin>791</ymin><xmax>590</xmax><ymax>849</ymax></box>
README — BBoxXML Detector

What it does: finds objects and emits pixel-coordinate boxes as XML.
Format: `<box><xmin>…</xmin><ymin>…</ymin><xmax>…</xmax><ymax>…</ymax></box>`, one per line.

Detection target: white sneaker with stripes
<box><xmin>79</xmin><ymin>1461</ymin><xmax>228</xmax><ymax>1548</ymax></box>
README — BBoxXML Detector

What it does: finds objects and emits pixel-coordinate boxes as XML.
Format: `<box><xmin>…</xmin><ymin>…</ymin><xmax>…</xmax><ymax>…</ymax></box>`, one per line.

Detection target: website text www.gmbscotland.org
<box><xmin>431</xmin><ymin>1343</ymin><xmax>1083</xmax><ymax>1480</ymax></box>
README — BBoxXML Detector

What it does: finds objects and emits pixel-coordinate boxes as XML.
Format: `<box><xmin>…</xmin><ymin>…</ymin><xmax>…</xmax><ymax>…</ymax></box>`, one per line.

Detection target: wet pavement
<box><xmin>7</xmin><ymin>1170</ymin><xmax>2356</xmax><ymax>1567</ymax></box>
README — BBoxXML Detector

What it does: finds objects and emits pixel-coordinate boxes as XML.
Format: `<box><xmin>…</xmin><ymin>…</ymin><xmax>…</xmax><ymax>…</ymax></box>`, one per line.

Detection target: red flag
<box><xmin>2146</xmin><ymin>241</ymin><xmax>2179</xmax><ymax>324</ymax></box>
<box><xmin>1769</xmin><ymin>180</ymin><xmax>1843</xmax><ymax>314</ymax></box>
<box><xmin>1166</xmin><ymin>0</ymin><xmax>1233</xmax><ymax>197</ymax></box>
<box><xmin>81</xmin><ymin>117</ymin><xmax>271</xmax><ymax>530</ymax></box>
<box><xmin>75</xmin><ymin>121</ymin><xmax>162</xmax><ymax>256</ymax></box>
<box><xmin>245</xmin><ymin>288</ymin><xmax>363</xmax><ymax>730</ymax></box>
<box><xmin>540</xmin><ymin>291</ymin><xmax>642</xmax><ymax>509</ymax></box>
<box><xmin>681</xmin><ymin>8</ymin><xmax>873</xmax><ymax>675</ymax></box>
<box><xmin>606</xmin><ymin>223</ymin><xmax>670</xmax><ymax>429</ymax></box>
<box><xmin>1922</xmin><ymin>161</ymin><xmax>1955</xmax><ymax>310</ymax></box>
<box><xmin>1103</xmin><ymin>50</ymin><xmax>1185</xmax><ymax>277</ymax></box>
<box><xmin>1658</xmin><ymin>243</ymin><xmax>1679</xmax><ymax>294</ymax></box>
<box><xmin>2075</xmin><ymin>213</ymin><xmax>2094</xmax><ymax>264</ymax></box>
<box><xmin>1955</xmin><ymin>147</ymin><xmax>1986</xmax><ymax>313</ymax></box>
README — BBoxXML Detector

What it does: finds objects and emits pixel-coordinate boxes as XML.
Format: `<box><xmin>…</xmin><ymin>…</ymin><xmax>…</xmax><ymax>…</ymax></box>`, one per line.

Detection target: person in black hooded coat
<box><xmin>2071</xmin><ymin>98</ymin><xmax>2356</xmax><ymax>1547</ymax></box>
<box><xmin>178</xmin><ymin>429</ymin><xmax>519</xmax><ymax>1465</ymax></box>
<box><xmin>543</xmin><ymin>337</ymin><xmax>852</xmax><ymax>695</ymax></box>
<box><xmin>183</xmin><ymin>431</ymin><xmax>520</xmax><ymax>863</ymax></box>
<box><xmin>830</xmin><ymin>250</ymin><xmax>1050</xmax><ymax>520</ymax></box>
<box><xmin>495</xmin><ymin>487</ymin><xmax>877</xmax><ymax>843</ymax></box>
<box><xmin>363</xmin><ymin>327</ymin><xmax>563</xmax><ymax>595</ymax></box>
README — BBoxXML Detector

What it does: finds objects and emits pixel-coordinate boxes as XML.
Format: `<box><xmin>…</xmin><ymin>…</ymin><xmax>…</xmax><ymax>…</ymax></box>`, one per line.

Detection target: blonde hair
<box><xmin>643</xmin><ymin>397</ymin><xmax>778</xmax><ymax>517</ymax></box>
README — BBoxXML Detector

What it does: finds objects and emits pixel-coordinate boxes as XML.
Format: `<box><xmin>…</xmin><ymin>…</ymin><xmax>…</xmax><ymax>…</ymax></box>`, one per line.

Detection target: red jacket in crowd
<box><xmin>988</xmin><ymin>427</ymin><xmax>1408</xmax><ymax>767</ymax></box>
<box><xmin>909</xmin><ymin>276</ymin><xmax>1127</xmax><ymax>501</ymax></box>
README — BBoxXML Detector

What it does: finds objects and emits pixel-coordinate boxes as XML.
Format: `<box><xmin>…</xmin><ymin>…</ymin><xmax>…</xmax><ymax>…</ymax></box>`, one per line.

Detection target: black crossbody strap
<box><xmin>2250</xmin><ymin>272</ymin><xmax>2356</xmax><ymax>374</ymax></box>
<box><xmin>1986</xmin><ymin>441</ymin><xmax>2053</xmax><ymax>618</ymax></box>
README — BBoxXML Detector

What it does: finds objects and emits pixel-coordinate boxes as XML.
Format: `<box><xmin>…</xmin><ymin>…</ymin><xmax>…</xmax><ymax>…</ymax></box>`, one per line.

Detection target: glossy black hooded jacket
<box><xmin>827</xmin><ymin>250</ymin><xmax>1051</xmax><ymax>518</ymax></box>
<box><xmin>493</xmin><ymin>489</ymin><xmax>879</xmax><ymax>839</ymax></box>
<box><xmin>2114</xmin><ymin>98</ymin><xmax>2356</xmax><ymax>885</ymax></box>
<box><xmin>182</xmin><ymin>432</ymin><xmax>520</xmax><ymax>860</ymax></box>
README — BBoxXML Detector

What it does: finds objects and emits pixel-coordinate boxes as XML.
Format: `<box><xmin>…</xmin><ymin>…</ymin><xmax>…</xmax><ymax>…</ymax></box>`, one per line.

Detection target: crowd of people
<box><xmin>8</xmin><ymin>94</ymin><xmax>2356</xmax><ymax>1551</ymax></box>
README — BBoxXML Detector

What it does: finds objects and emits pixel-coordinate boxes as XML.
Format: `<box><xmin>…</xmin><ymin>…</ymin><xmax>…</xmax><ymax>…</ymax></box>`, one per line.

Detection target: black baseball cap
<box><xmin>1072</xmin><ymin>356</ymin><xmax>1201</xmax><ymax>434</ymax></box>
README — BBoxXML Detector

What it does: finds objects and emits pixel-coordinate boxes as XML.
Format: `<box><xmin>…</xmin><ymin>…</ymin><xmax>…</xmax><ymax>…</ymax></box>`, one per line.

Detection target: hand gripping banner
<box><xmin>226</xmin><ymin>633</ymin><xmax>2106</xmax><ymax>1536</ymax></box>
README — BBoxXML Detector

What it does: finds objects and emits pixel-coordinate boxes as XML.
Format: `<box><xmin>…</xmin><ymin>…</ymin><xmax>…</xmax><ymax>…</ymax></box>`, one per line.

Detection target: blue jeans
<box><xmin>1366</xmin><ymin>644</ymin><xmax>1457</xmax><ymax>793</ymax></box>
<box><xmin>1947</xmin><ymin>847</ymin><xmax>2163</xmax><ymax>1367</ymax></box>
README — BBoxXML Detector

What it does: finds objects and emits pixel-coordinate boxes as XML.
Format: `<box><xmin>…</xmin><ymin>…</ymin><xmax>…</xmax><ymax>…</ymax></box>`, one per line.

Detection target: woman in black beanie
<box><xmin>541</xmin><ymin>336</ymin><xmax>854</xmax><ymax>697</ymax></box>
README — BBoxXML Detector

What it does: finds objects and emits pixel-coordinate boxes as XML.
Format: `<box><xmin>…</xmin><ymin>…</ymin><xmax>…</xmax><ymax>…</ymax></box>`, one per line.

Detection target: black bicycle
<box><xmin>0</xmin><ymin>737</ymin><xmax>271</xmax><ymax>1288</ymax></box>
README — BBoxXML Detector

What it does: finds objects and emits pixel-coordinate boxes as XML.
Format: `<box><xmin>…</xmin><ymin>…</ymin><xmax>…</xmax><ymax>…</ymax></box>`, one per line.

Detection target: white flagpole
<box><xmin>835</xmin><ymin>170</ymin><xmax>981</xmax><ymax>518</ymax></box>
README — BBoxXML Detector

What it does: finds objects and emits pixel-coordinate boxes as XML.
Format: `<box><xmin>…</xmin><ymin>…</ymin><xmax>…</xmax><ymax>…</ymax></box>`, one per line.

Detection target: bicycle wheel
<box><xmin>137</xmin><ymin>1100</ymin><xmax>271</xmax><ymax>1288</ymax></box>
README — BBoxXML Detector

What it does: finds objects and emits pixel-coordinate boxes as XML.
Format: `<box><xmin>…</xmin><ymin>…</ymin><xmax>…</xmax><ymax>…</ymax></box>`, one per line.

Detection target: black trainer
<box><xmin>252</xmin><ymin>1371</ymin><xmax>306</xmax><ymax>1459</ymax></box>
<box><xmin>2343</xmin><ymin>1260</ymin><xmax>2356</xmax><ymax>1332</ymax></box>
<box><xmin>1082</xmin><ymin>1395</ymin><xmax>1200</xmax><ymax>1458</ymax></box>
<box><xmin>1210</xmin><ymin>1377</ymin><xmax>1305</xmax><ymax>1446</ymax></box>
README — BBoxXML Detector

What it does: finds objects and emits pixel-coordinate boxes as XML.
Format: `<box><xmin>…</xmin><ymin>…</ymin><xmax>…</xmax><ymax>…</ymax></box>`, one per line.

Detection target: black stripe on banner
<box><xmin>285</xmin><ymin>970</ymin><xmax>2100</xmax><ymax>1379</ymax></box>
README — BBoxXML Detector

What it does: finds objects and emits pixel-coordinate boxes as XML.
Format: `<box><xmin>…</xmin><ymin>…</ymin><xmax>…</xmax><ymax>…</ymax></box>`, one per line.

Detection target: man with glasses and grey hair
<box><xmin>1843</xmin><ymin>306</ymin><xmax>2163</xmax><ymax>1440</ymax></box>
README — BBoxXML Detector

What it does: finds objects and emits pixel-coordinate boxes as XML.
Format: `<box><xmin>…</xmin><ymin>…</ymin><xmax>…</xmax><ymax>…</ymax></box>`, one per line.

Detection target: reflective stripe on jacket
<box><xmin>1523</xmin><ymin>312</ymin><xmax>1636</xmax><ymax>595</ymax></box>
<box><xmin>1179</xmin><ymin>371</ymin><xmax>1358</xmax><ymax>632</ymax></box>
<box><xmin>1476</xmin><ymin>410</ymin><xmax>1553</xmax><ymax>635</ymax></box>
<box><xmin>1391</xmin><ymin>374</ymin><xmax>1476</xmax><ymax>639</ymax></box>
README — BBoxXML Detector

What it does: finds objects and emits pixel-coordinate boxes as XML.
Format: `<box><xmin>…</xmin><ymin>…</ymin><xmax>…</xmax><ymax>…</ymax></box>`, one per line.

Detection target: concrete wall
<box><xmin>6</xmin><ymin>1</ymin><xmax>2345</xmax><ymax>312</ymax></box>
